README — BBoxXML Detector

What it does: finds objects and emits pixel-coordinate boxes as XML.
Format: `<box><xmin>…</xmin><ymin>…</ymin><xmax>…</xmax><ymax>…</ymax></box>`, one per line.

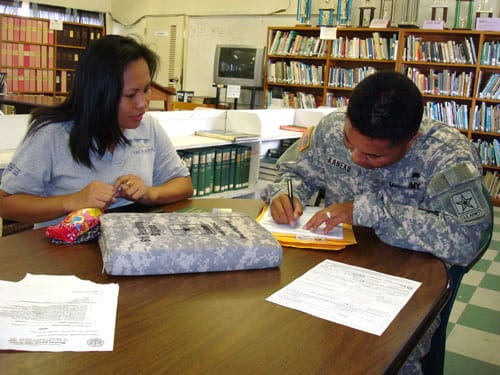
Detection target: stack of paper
<box><xmin>257</xmin><ymin>205</ymin><xmax>357</xmax><ymax>250</ymax></box>
<box><xmin>0</xmin><ymin>274</ymin><xmax>119</xmax><ymax>352</ymax></box>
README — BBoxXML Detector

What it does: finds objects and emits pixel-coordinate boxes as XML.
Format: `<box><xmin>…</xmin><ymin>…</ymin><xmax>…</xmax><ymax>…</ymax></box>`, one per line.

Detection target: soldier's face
<box><xmin>343</xmin><ymin>119</ymin><xmax>416</xmax><ymax>169</ymax></box>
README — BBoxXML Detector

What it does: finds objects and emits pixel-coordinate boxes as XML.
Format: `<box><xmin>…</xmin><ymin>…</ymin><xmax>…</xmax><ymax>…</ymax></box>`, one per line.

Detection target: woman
<box><xmin>0</xmin><ymin>35</ymin><xmax>193</xmax><ymax>228</ymax></box>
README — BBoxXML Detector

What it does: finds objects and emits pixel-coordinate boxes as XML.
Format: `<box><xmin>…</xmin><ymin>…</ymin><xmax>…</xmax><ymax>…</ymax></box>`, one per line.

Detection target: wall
<box><xmin>108</xmin><ymin>0</ymin><xmax>499</xmax><ymax>108</ymax></box>
<box><xmin>108</xmin><ymin>0</ymin><xmax>294</xmax><ymax>25</ymax></box>
<box><xmin>183</xmin><ymin>15</ymin><xmax>297</xmax><ymax>108</ymax></box>
<box><xmin>26</xmin><ymin>0</ymin><xmax>110</xmax><ymax>13</ymax></box>
<box><xmin>26</xmin><ymin>0</ymin><xmax>500</xmax><ymax>108</ymax></box>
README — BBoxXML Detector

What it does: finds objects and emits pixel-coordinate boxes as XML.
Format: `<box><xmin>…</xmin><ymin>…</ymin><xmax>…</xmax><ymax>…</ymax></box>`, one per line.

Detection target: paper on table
<box><xmin>0</xmin><ymin>274</ymin><xmax>119</xmax><ymax>352</ymax></box>
<box><xmin>257</xmin><ymin>205</ymin><xmax>357</xmax><ymax>250</ymax></box>
<box><xmin>258</xmin><ymin>205</ymin><xmax>343</xmax><ymax>239</ymax></box>
<box><xmin>266</xmin><ymin>259</ymin><xmax>421</xmax><ymax>336</ymax></box>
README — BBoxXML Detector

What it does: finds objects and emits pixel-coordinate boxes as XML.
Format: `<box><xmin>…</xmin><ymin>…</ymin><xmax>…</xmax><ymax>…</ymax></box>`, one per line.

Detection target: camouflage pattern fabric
<box><xmin>265</xmin><ymin>109</ymin><xmax>491</xmax><ymax>267</ymax></box>
<box><xmin>262</xmin><ymin>110</ymin><xmax>492</xmax><ymax>374</ymax></box>
<box><xmin>98</xmin><ymin>212</ymin><xmax>282</xmax><ymax>275</ymax></box>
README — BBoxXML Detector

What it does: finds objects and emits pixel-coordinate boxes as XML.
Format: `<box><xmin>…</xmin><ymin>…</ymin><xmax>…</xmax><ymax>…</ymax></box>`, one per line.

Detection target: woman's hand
<box><xmin>114</xmin><ymin>174</ymin><xmax>150</xmax><ymax>204</ymax></box>
<box><xmin>65</xmin><ymin>181</ymin><xmax>117</xmax><ymax>211</ymax></box>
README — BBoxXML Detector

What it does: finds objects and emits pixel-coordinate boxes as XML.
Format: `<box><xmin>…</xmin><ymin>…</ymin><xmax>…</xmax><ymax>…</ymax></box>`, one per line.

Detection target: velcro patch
<box><xmin>298</xmin><ymin>126</ymin><xmax>314</xmax><ymax>152</ymax></box>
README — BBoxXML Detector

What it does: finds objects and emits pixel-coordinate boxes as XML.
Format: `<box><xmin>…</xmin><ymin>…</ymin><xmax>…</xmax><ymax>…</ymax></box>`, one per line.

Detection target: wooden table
<box><xmin>0</xmin><ymin>199</ymin><xmax>450</xmax><ymax>374</ymax></box>
<box><xmin>0</xmin><ymin>94</ymin><xmax>65</xmax><ymax>114</ymax></box>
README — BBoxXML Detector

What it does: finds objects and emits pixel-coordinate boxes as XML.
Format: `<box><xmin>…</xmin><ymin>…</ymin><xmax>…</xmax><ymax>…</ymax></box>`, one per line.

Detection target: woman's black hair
<box><xmin>28</xmin><ymin>35</ymin><xmax>159</xmax><ymax>168</ymax></box>
<box><xmin>346</xmin><ymin>71</ymin><xmax>424</xmax><ymax>145</ymax></box>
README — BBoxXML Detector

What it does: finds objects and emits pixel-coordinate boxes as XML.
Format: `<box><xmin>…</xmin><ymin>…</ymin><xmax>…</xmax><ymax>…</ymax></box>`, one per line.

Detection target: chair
<box><xmin>421</xmin><ymin>184</ymin><xmax>494</xmax><ymax>375</ymax></box>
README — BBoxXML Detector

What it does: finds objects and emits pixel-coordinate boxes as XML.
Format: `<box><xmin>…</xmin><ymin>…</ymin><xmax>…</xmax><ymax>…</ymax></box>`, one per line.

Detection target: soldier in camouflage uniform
<box><xmin>263</xmin><ymin>71</ymin><xmax>492</xmax><ymax>374</ymax></box>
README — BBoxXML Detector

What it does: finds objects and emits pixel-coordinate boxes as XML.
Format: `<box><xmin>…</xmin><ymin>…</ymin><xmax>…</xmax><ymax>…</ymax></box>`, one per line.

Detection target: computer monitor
<box><xmin>213</xmin><ymin>44</ymin><xmax>264</xmax><ymax>87</ymax></box>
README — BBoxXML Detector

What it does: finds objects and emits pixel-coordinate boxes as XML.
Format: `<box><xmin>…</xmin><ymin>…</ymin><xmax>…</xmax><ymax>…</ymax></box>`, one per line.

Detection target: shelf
<box><xmin>263</xmin><ymin>26</ymin><xmax>500</xmax><ymax>204</ymax></box>
<box><xmin>0</xmin><ymin>14</ymin><xmax>105</xmax><ymax>97</ymax></box>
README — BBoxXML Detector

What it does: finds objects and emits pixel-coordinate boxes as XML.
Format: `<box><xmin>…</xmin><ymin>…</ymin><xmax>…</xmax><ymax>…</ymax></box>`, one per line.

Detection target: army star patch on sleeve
<box><xmin>298</xmin><ymin>126</ymin><xmax>314</xmax><ymax>152</ymax></box>
<box><xmin>451</xmin><ymin>189</ymin><xmax>484</xmax><ymax>222</ymax></box>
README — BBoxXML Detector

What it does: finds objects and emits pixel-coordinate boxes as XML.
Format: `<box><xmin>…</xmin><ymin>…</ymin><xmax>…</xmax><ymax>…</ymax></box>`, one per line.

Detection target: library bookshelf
<box><xmin>0</xmin><ymin>14</ymin><xmax>105</xmax><ymax>97</ymax></box>
<box><xmin>263</xmin><ymin>26</ymin><xmax>500</xmax><ymax>204</ymax></box>
<box><xmin>0</xmin><ymin>109</ymin><xmax>330</xmax><ymax>210</ymax></box>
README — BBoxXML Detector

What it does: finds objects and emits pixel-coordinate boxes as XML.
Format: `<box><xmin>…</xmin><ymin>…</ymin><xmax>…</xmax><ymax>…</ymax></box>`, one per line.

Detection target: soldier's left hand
<box><xmin>303</xmin><ymin>201</ymin><xmax>354</xmax><ymax>234</ymax></box>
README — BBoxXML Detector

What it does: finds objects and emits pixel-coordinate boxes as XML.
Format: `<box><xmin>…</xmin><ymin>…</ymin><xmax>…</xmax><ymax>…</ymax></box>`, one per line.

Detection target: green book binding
<box><xmin>190</xmin><ymin>151</ymin><xmax>200</xmax><ymax>197</ymax></box>
<box><xmin>220</xmin><ymin>147</ymin><xmax>232</xmax><ymax>192</ymax></box>
<box><xmin>213</xmin><ymin>148</ymin><xmax>223</xmax><ymax>193</ymax></box>
<box><xmin>234</xmin><ymin>146</ymin><xmax>245</xmax><ymax>190</ymax></box>
<box><xmin>197</xmin><ymin>149</ymin><xmax>207</xmax><ymax>197</ymax></box>
<box><xmin>204</xmin><ymin>148</ymin><xmax>216</xmax><ymax>196</ymax></box>
<box><xmin>228</xmin><ymin>146</ymin><xmax>237</xmax><ymax>190</ymax></box>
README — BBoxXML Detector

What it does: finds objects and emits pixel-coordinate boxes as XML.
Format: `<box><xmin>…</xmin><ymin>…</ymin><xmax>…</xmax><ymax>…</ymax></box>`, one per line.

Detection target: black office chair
<box><xmin>421</xmin><ymin>185</ymin><xmax>494</xmax><ymax>375</ymax></box>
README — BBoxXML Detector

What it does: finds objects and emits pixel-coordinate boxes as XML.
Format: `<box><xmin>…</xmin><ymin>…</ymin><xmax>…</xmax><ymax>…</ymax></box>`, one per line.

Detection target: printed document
<box><xmin>0</xmin><ymin>274</ymin><xmax>119</xmax><ymax>351</ymax></box>
<box><xmin>258</xmin><ymin>205</ymin><xmax>344</xmax><ymax>239</ymax></box>
<box><xmin>267</xmin><ymin>259</ymin><xmax>421</xmax><ymax>335</ymax></box>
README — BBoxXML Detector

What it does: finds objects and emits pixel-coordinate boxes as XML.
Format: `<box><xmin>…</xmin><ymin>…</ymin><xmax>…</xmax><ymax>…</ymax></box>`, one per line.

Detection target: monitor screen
<box><xmin>218</xmin><ymin>47</ymin><xmax>257</xmax><ymax>79</ymax></box>
<box><xmin>213</xmin><ymin>44</ymin><xmax>264</xmax><ymax>87</ymax></box>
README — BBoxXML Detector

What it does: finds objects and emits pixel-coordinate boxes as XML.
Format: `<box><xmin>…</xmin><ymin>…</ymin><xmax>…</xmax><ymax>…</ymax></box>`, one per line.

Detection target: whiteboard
<box><xmin>184</xmin><ymin>15</ymin><xmax>296</xmax><ymax>102</ymax></box>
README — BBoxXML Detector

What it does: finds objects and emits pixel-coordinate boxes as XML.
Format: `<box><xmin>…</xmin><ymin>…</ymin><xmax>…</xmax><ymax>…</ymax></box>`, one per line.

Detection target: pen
<box><xmin>287</xmin><ymin>178</ymin><xmax>295</xmax><ymax>211</ymax></box>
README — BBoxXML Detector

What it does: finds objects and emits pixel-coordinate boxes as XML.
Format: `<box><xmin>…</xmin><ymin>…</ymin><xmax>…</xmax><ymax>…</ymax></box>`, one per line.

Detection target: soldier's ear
<box><xmin>405</xmin><ymin>132</ymin><xmax>420</xmax><ymax>152</ymax></box>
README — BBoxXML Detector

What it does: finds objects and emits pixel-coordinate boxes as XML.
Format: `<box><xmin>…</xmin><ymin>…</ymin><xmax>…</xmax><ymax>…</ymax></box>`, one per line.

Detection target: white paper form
<box><xmin>266</xmin><ymin>259</ymin><xmax>421</xmax><ymax>335</ymax></box>
<box><xmin>0</xmin><ymin>274</ymin><xmax>119</xmax><ymax>351</ymax></box>
<box><xmin>259</xmin><ymin>206</ymin><xmax>344</xmax><ymax>239</ymax></box>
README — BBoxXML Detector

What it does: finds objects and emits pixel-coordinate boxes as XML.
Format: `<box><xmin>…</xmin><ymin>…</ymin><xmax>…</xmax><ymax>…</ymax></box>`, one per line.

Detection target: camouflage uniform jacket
<box><xmin>269</xmin><ymin>110</ymin><xmax>491</xmax><ymax>266</ymax></box>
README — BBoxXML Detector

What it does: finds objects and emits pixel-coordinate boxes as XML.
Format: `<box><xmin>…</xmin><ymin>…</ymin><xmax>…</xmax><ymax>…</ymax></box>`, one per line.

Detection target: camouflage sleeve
<box><xmin>264</xmin><ymin>126</ymin><xmax>325</xmax><ymax>206</ymax></box>
<box><xmin>354</xmin><ymin>162</ymin><xmax>492</xmax><ymax>266</ymax></box>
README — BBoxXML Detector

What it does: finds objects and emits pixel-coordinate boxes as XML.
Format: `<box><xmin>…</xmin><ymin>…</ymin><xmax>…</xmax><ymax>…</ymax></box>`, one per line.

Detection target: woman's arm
<box><xmin>0</xmin><ymin>181</ymin><xmax>117</xmax><ymax>223</ymax></box>
<box><xmin>113</xmin><ymin>175</ymin><xmax>193</xmax><ymax>206</ymax></box>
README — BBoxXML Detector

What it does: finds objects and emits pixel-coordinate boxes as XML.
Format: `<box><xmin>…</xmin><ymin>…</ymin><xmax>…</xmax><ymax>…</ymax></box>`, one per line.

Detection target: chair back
<box><xmin>421</xmin><ymin>184</ymin><xmax>493</xmax><ymax>374</ymax></box>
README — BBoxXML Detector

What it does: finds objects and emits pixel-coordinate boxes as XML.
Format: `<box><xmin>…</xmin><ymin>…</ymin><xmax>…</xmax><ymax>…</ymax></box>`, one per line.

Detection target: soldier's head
<box><xmin>344</xmin><ymin>71</ymin><xmax>423</xmax><ymax>169</ymax></box>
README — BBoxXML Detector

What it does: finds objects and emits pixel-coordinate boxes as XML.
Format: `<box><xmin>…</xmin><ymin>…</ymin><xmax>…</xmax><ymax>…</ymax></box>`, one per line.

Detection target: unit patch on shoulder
<box><xmin>298</xmin><ymin>126</ymin><xmax>314</xmax><ymax>152</ymax></box>
<box><xmin>450</xmin><ymin>188</ymin><xmax>484</xmax><ymax>222</ymax></box>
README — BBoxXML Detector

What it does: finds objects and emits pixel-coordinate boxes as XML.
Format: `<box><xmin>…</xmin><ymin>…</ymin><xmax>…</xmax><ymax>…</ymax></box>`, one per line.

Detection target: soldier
<box><xmin>264</xmin><ymin>71</ymin><xmax>492</xmax><ymax>373</ymax></box>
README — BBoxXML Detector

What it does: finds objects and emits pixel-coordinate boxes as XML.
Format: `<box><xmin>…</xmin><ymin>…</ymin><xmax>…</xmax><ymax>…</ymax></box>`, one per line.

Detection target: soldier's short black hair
<box><xmin>346</xmin><ymin>71</ymin><xmax>424</xmax><ymax>145</ymax></box>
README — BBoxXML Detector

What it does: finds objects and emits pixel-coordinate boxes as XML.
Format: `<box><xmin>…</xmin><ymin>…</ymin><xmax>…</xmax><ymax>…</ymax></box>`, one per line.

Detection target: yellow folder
<box><xmin>257</xmin><ymin>205</ymin><xmax>357</xmax><ymax>251</ymax></box>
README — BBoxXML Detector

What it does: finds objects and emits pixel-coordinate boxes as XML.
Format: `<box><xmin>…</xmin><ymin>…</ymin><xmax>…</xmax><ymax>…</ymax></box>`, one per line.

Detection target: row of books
<box><xmin>473</xmin><ymin>139</ymin><xmax>500</xmax><ymax>167</ymax></box>
<box><xmin>268</xmin><ymin>30</ymin><xmax>328</xmax><ymax>57</ymax></box>
<box><xmin>2</xmin><ymin>67</ymin><xmax>54</xmax><ymax>93</ymax></box>
<box><xmin>480</xmin><ymin>41</ymin><xmax>500</xmax><ymax>66</ymax></box>
<box><xmin>281</xmin><ymin>91</ymin><xmax>318</xmax><ymax>109</ymax></box>
<box><xmin>259</xmin><ymin>156</ymin><xmax>279</xmax><ymax>181</ymax></box>
<box><xmin>330</xmin><ymin>33</ymin><xmax>398</xmax><ymax>61</ymax></box>
<box><xmin>0</xmin><ymin>15</ymin><xmax>54</xmax><ymax>44</ymax></box>
<box><xmin>56</xmin><ymin>25</ymin><xmax>103</xmax><ymax>47</ymax></box>
<box><xmin>477</xmin><ymin>73</ymin><xmax>500</xmax><ymax>100</ymax></box>
<box><xmin>327</xmin><ymin>66</ymin><xmax>376</xmax><ymax>89</ymax></box>
<box><xmin>1</xmin><ymin>43</ymin><xmax>54</xmax><ymax>69</ymax></box>
<box><xmin>267</xmin><ymin>60</ymin><xmax>324</xmax><ymax>86</ymax></box>
<box><xmin>325</xmin><ymin>93</ymin><xmax>348</xmax><ymax>108</ymax></box>
<box><xmin>403</xmin><ymin>36</ymin><xmax>477</xmax><ymax>64</ymax></box>
<box><xmin>264</xmin><ymin>89</ymin><xmax>319</xmax><ymax>109</ymax></box>
<box><xmin>484</xmin><ymin>170</ymin><xmax>500</xmax><ymax>200</ymax></box>
<box><xmin>424</xmin><ymin>101</ymin><xmax>469</xmax><ymax>131</ymax></box>
<box><xmin>472</xmin><ymin>103</ymin><xmax>500</xmax><ymax>133</ymax></box>
<box><xmin>405</xmin><ymin>67</ymin><xmax>474</xmax><ymax>97</ymax></box>
<box><xmin>178</xmin><ymin>145</ymin><xmax>252</xmax><ymax>197</ymax></box>
<box><xmin>56</xmin><ymin>47</ymin><xmax>82</xmax><ymax>69</ymax></box>
<box><xmin>55</xmin><ymin>70</ymin><xmax>75</xmax><ymax>94</ymax></box>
